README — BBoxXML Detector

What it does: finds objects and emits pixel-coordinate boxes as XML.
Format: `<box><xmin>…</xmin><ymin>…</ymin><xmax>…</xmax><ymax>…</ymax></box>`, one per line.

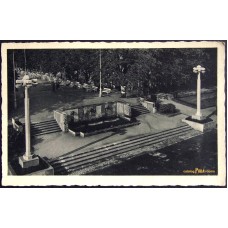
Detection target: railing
<box><xmin>140</xmin><ymin>100</ymin><xmax>156</xmax><ymax>113</ymax></box>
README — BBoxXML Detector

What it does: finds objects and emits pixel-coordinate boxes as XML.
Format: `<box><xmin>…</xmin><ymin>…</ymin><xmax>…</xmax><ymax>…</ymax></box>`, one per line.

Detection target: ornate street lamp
<box><xmin>16</xmin><ymin>75</ymin><xmax>39</xmax><ymax>168</ymax></box>
<box><xmin>192</xmin><ymin>65</ymin><xmax>206</xmax><ymax>120</ymax></box>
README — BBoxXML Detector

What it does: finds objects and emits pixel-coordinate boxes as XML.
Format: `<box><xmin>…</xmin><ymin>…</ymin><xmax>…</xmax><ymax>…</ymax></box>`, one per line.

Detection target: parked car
<box><xmin>92</xmin><ymin>86</ymin><xmax>98</xmax><ymax>92</ymax></box>
<box><xmin>102</xmin><ymin>88</ymin><xmax>111</xmax><ymax>95</ymax></box>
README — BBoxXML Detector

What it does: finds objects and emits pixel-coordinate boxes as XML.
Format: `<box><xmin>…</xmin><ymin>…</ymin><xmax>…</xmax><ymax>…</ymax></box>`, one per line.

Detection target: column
<box><xmin>196</xmin><ymin>72</ymin><xmax>202</xmax><ymax>118</ymax></box>
<box><xmin>24</xmin><ymin>86</ymin><xmax>32</xmax><ymax>160</ymax></box>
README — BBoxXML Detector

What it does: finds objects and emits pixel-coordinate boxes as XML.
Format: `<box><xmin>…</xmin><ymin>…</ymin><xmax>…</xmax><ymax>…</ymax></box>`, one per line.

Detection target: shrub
<box><xmin>8</xmin><ymin>125</ymin><xmax>25</xmax><ymax>160</ymax></box>
<box><xmin>159</xmin><ymin>103</ymin><xmax>176</xmax><ymax>114</ymax></box>
<box><xmin>146</xmin><ymin>94</ymin><xmax>157</xmax><ymax>103</ymax></box>
<box><xmin>155</xmin><ymin>100</ymin><xmax>161</xmax><ymax>110</ymax></box>
<box><xmin>167</xmin><ymin>103</ymin><xmax>176</xmax><ymax>113</ymax></box>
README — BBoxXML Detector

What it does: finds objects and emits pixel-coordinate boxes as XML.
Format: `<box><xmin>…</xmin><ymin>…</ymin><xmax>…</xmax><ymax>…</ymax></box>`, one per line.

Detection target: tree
<box><xmin>9</xmin><ymin>48</ymin><xmax>217</xmax><ymax>94</ymax></box>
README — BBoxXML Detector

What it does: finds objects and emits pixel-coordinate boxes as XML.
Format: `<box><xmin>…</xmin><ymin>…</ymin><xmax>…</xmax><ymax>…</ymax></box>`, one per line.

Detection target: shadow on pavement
<box><xmin>206</xmin><ymin>109</ymin><xmax>217</xmax><ymax>118</ymax></box>
<box><xmin>31</xmin><ymin>136</ymin><xmax>44</xmax><ymax>147</ymax></box>
<box><xmin>58</xmin><ymin>132</ymin><xmax>119</xmax><ymax>158</ymax></box>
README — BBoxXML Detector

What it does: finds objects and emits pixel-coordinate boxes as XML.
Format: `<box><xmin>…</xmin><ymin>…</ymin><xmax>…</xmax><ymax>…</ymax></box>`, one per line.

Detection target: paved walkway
<box><xmin>33</xmin><ymin>111</ymin><xmax>188</xmax><ymax>159</ymax></box>
<box><xmin>33</xmin><ymin>105</ymin><xmax>216</xmax><ymax>159</ymax></box>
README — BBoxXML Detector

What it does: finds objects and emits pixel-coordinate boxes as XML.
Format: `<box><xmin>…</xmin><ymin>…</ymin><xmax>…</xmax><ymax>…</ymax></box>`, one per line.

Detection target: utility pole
<box><xmin>99</xmin><ymin>50</ymin><xmax>102</xmax><ymax>97</ymax></box>
<box><xmin>13</xmin><ymin>51</ymin><xmax>17</xmax><ymax>109</ymax></box>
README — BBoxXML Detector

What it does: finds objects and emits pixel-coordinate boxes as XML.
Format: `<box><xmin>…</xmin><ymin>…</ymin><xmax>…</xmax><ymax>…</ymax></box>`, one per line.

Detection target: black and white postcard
<box><xmin>1</xmin><ymin>41</ymin><xmax>226</xmax><ymax>186</ymax></box>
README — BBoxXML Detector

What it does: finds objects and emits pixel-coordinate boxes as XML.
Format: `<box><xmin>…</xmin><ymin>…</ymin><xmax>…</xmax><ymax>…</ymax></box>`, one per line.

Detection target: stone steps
<box><xmin>130</xmin><ymin>104</ymin><xmax>150</xmax><ymax>116</ymax></box>
<box><xmin>31</xmin><ymin>119</ymin><xmax>57</xmax><ymax>126</ymax></box>
<box><xmin>31</xmin><ymin>119</ymin><xmax>61</xmax><ymax>136</ymax></box>
<box><xmin>50</xmin><ymin>125</ymin><xmax>192</xmax><ymax>175</ymax></box>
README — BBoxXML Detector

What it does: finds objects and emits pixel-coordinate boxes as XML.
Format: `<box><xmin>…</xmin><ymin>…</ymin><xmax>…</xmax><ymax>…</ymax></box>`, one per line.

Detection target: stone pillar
<box><xmin>196</xmin><ymin>72</ymin><xmax>202</xmax><ymax>118</ymax></box>
<box><xmin>24</xmin><ymin>86</ymin><xmax>32</xmax><ymax>160</ymax></box>
<box><xmin>192</xmin><ymin>72</ymin><xmax>203</xmax><ymax>120</ymax></box>
<box><xmin>192</xmin><ymin>65</ymin><xmax>205</xmax><ymax>121</ymax></box>
<box><xmin>63</xmin><ymin>113</ymin><xmax>69</xmax><ymax>132</ymax></box>
<box><xmin>19</xmin><ymin>86</ymin><xmax>39</xmax><ymax>169</ymax></box>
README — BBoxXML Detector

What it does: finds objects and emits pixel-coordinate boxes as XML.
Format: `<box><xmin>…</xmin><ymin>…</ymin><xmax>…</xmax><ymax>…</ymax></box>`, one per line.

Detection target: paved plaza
<box><xmin>11</xmin><ymin>81</ymin><xmax>216</xmax><ymax>160</ymax></box>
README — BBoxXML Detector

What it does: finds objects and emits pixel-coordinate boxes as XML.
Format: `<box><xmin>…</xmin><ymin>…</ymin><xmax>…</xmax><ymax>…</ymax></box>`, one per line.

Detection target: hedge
<box><xmin>159</xmin><ymin>103</ymin><xmax>176</xmax><ymax>114</ymax></box>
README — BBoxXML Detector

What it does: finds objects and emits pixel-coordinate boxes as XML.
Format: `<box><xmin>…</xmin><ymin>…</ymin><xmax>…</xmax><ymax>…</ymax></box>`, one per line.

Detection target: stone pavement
<box><xmin>33</xmin><ymin>111</ymin><xmax>188</xmax><ymax>159</ymax></box>
<box><xmin>13</xmin><ymin>82</ymin><xmax>216</xmax><ymax>160</ymax></box>
<box><xmin>33</xmin><ymin>99</ymin><xmax>216</xmax><ymax>160</ymax></box>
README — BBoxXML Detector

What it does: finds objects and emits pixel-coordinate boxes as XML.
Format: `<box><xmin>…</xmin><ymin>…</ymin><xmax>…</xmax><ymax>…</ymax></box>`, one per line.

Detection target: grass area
<box><xmin>174</xmin><ymin>92</ymin><xmax>216</xmax><ymax>109</ymax></box>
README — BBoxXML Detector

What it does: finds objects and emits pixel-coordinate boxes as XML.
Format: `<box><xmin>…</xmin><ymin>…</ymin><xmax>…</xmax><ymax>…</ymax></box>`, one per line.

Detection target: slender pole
<box><xmin>24</xmin><ymin>49</ymin><xmax>27</xmax><ymax>73</ymax></box>
<box><xmin>13</xmin><ymin>51</ymin><xmax>17</xmax><ymax>109</ymax></box>
<box><xmin>196</xmin><ymin>72</ymin><xmax>201</xmax><ymax>117</ymax></box>
<box><xmin>99</xmin><ymin>50</ymin><xmax>102</xmax><ymax>97</ymax></box>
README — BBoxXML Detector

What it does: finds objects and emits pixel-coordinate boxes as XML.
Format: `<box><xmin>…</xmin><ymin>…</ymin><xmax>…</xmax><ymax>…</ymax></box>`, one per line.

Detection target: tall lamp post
<box><xmin>16</xmin><ymin>75</ymin><xmax>39</xmax><ymax>168</ymax></box>
<box><xmin>192</xmin><ymin>65</ymin><xmax>206</xmax><ymax>120</ymax></box>
<box><xmin>99</xmin><ymin>50</ymin><xmax>102</xmax><ymax>97</ymax></box>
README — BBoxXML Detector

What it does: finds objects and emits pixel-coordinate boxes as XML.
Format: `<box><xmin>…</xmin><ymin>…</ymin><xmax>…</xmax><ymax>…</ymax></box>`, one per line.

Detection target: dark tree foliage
<box><xmin>8</xmin><ymin>125</ymin><xmax>25</xmax><ymax>160</ymax></box>
<box><xmin>7</xmin><ymin>50</ymin><xmax>19</xmax><ymax>111</ymax></box>
<box><xmin>8</xmin><ymin>48</ymin><xmax>217</xmax><ymax>96</ymax></box>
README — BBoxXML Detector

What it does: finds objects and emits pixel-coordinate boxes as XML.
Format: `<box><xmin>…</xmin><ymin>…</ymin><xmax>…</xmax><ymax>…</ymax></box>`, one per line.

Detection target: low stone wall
<box><xmin>182</xmin><ymin>118</ymin><xmax>216</xmax><ymax>132</ymax></box>
<box><xmin>64</xmin><ymin>102</ymin><xmax>118</xmax><ymax>123</ymax></box>
<box><xmin>54</xmin><ymin>110</ymin><xmax>68</xmax><ymax>132</ymax></box>
<box><xmin>54</xmin><ymin>101</ymin><xmax>131</xmax><ymax>132</ymax></box>
<box><xmin>116</xmin><ymin>101</ymin><xmax>131</xmax><ymax>117</ymax></box>
<box><xmin>141</xmin><ymin>100</ymin><xmax>156</xmax><ymax>113</ymax></box>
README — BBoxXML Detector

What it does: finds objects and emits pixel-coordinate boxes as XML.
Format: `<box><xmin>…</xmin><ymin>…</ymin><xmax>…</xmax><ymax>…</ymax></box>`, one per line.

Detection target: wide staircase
<box><xmin>31</xmin><ymin>119</ymin><xmax>61</xmax><ymax>136</ymax></box>
<box><xmin>130</xmin><ymin>103</ymin><xmax>150</xmax><ymax>116</ymax></box>
<box><xmin>49</xmin><ymin>124</ymin><xmax>192</xmax><ymax>175</ymax></box>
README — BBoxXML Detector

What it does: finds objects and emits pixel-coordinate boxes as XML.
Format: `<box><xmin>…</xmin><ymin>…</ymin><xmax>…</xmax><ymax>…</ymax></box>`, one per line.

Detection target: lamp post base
<box><xmin>9</xmin><ymin>156</ymin><xmax>54</xmax><ymax>175</ymax></box>
<box><xmin>19</xmin><ymin>155</ymin><xmax>39</xmax><ymax>169</ymax></box>
<box><xmin>192</xmin><ymin>114</ymin><xmax>203</xmax><ymax>121</ymax></box>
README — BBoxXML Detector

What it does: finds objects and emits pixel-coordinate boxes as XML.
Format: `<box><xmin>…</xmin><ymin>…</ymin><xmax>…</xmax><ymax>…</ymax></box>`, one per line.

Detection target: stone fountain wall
<box><xmin>54</xmin><ymin>101</ymin><xmax>131</xmax><ymax>132</ymax></box>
